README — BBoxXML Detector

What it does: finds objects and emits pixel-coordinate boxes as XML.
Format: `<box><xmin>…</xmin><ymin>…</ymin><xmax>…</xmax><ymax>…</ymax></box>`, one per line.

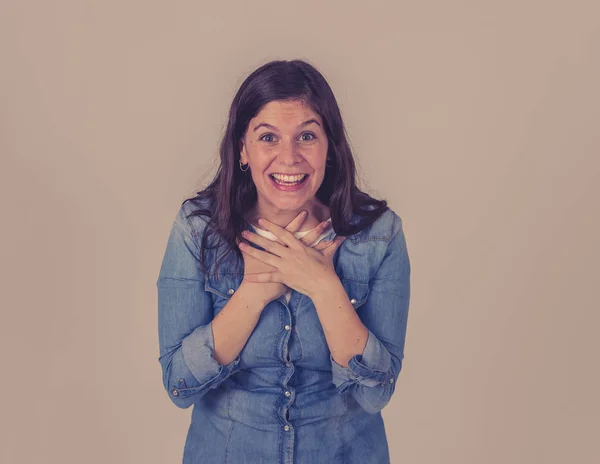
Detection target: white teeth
<box><xmin>272</xmin><ymin>177</ymin><xmax>304</xmax><ymax>186</ymax></box>
<box><xmin>271</xmin><ymin>173</ymin><xmax>307</xmax><ymax>182</ymax></box>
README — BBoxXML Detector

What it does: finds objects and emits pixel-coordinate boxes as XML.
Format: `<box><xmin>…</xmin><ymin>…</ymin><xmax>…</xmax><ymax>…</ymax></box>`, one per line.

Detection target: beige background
<box><xmin>1</xmin><ymin>1</ymin><xmax>598</xmax><ymax>463</ymax></box>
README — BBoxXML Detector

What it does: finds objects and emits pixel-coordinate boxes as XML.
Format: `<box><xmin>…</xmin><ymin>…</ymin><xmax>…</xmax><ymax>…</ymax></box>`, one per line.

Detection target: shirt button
<box><xmin>389</xmin><ymin>377</ymin><xmax>394</xmax><ymax>383</ymax></box>
<box><xmin>350</xmin><ymin>298</ymin><xmax>357</xmax><ymax>305</ymax></box>
<box><xmin>227</xmin><ymin>288</ymin><xmax>235</xmax><ymax>295</ymax></box>
<box><xmin>286</xmin><ymin>362</ymin><xmax>292</xmax><ymax>368</ymax></box>
<box><xmin>172</xmin><ymin>388</ymin><xmax>179</xmax><ymax>397</ymax></box>
<box><xmin>284</xmin><ymin>324</ymin><xmax>291</xmax><ymax>331</ymax></box>
<box><xmin>284</xmin><ymin>390</ymin><xmax>291</xmax><ymax>397</ymax></box>
<box><xmin>284</xmin><ymin>425</ymin><xmax>290</xmax><ymax>431</ymax></box>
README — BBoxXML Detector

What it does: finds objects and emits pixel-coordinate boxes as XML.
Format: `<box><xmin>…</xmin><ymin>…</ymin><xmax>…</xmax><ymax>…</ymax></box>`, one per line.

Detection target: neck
<box><xmin>247</xmin><ymin>199</ymin><xmax>330</xmax><ymax>232</ymax></box>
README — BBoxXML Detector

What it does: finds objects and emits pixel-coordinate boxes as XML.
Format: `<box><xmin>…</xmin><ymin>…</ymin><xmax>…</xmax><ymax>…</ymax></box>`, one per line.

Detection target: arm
<box><xmin>156</xmin><ymin>206</ymin><xmax>264</xmax><ymax>408</ymax></box>
<box><xmin>310</xmin><ymin>214</ymin><xmax>411</xmax><ymax>414</ymax></box>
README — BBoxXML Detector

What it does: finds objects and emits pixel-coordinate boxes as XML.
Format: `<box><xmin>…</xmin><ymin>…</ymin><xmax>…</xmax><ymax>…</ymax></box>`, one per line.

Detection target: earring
<box><xmin>239</xmin><ymin>160</ymin><xmax>249</xmax><ymax>172</ymax></box>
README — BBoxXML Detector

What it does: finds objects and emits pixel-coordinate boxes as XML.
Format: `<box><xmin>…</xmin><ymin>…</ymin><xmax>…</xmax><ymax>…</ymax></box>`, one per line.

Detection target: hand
<box><xmin>238</xmin><ymin>217</ymin><xmax>347</xmax><ymax>297</ymax></box>
<box><xmin>236</xmin><ymin>211</ymin><xmax>334</xmax><ymax>305</ymax></box>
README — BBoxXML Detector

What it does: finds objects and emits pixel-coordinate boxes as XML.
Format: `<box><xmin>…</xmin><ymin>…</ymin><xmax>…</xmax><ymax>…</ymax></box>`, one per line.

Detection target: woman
<box><xmin>157</xmin><ymin>59</ymin><xmax>411</xmax><ymax>464</ymax></box>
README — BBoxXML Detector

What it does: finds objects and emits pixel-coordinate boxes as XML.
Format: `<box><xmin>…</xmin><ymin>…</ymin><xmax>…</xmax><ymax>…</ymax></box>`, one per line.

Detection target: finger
<box><xmin>284</xmin><ymin>210</ymin><xmax>308</xmax><ymax>233</ymax></box>
<box><xmin>259</xmin><ymin>210</ymin><xmax>307</xmax><ymax>248</ymax></box>
<box><xmin>238</xmin><ymin>242</ymin><xmax>279</xmax><ymax>266</ymax></box>
<box><xmin>313</xmin><ymin>239</ymin><xmax>332</xmax><ymax>251</ymax></box>
<box><xmin>255</xmin><ymin>218</ymin><xmax>299</xmax><ymax>249</ymax></box>
<box><xmin>299</xmin><ymin>219</ymin><xmax>332</xmax><ymax>247</ymax></box>
<box><xmin>314</xmin><ymin>235</ymin><xmax>343</xmax><ymax>250</ymax></box>
<box><xmin>243</xmin><ymin>270</ymin><xmax>281</xmax><ymax>283</ymax></box>
<box><xmin>240</xmin><ymin>248</ymin><xmax>279</xmax><ymax>272</ymax></box>
<box><xmin>241</xmin><ymin>230</ymin><xmax>286</xmax><ymax>257</ymax></box>
<box><xmin>276</xmin><ymin>210</ymin><xmax>308</xmax><ymax>247</ymax></box>
<box><xmin>323</xmin><ymin>236</ymin><xmax>347</xmax><ymax>256</ymax></box>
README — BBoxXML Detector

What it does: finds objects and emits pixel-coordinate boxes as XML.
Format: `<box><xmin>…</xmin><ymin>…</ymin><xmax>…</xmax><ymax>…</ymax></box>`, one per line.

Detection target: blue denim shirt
<box><xmin>157</xmin><ymin>199</ymin><xmax>411</xmax><ymax>464</ymax></box>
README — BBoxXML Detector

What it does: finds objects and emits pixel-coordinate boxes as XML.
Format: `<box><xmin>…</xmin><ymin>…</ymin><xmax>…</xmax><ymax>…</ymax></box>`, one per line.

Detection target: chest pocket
<box><xmin>340</xmin><ymin>278</ymin><xmax>370</xmax><ymax>310</ymax></box>
<box><xmin>296</xmin><ymin>278</ymin><xmax>371</xmax><ymax>370</ymax></box>
<box><xmin>204</xmin><ymin>273</ymin><xmax>243</xmax><ymax>316</ymax></box>
<box><xmin>203</xmin><ymin>272</ymin><xmax>281</xmax><ymax>369</ymax></box>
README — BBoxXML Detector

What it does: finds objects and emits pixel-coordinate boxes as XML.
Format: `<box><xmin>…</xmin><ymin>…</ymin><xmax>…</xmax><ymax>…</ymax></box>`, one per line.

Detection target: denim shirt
<box><xmin>157</xmin><ymin>199</ymin><xmax>411</xmax><ymax>464</ymax></box>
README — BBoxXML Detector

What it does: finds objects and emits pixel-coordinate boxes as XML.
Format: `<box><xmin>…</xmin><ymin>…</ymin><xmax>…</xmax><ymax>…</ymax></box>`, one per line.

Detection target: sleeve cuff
<box><xmin>330</xmin><ymin>329</ymin><xmax>394</xmax><ymax>389</ymax></box>
<box><xmin>182</xmin><ymin>321</ymin><xmax>240</xmax><ymax>386</ymax></box>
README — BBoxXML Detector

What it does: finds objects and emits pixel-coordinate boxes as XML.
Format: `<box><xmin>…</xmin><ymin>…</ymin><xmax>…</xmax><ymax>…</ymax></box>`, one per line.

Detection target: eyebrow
<box><xmin>252</xmin><ymin>119</ymin><xmax>321</xmax><ymax>132</ymax></box>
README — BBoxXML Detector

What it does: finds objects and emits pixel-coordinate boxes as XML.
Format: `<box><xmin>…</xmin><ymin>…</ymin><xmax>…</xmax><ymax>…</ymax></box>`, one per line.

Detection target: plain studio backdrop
<box><xmin>1</xmin><ymin>1</ymin><xmax>598</xmax><ymax>463</ymax></box>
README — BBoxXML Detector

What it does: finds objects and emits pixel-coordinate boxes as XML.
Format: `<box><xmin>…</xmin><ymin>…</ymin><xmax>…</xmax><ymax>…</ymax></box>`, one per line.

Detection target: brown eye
<box><xmin>300</xmin><ymin>132</ymin><xmax>316</xmax><ymax>141</ymax></box>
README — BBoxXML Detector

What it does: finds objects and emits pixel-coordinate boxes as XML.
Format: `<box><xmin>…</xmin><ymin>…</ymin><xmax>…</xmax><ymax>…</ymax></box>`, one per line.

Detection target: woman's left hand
<box><xmin>238</xmin><ymin>218</ymin><xmax>347</xmax><ymax>296</ymax></box>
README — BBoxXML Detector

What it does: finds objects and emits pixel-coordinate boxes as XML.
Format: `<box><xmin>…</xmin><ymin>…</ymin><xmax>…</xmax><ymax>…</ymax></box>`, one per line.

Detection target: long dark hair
<box><xmin>183</xmin><ymin>59</ymin><xmax>389</xmax><ymax>276</ymax></box>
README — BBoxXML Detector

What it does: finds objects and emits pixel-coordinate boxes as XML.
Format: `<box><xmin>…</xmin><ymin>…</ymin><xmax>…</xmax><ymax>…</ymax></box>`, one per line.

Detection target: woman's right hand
<box><xmin>238</xmin><ymin>211</ymin><xmax>332</xmax><ymax>307</ymax></box>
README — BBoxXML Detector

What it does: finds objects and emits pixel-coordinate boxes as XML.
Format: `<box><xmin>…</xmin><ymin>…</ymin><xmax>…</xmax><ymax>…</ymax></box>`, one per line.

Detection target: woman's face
<box><xmin>240</xmin><ymin>99</ymin><xmax>329</xmax><ymax>215</ymax></box>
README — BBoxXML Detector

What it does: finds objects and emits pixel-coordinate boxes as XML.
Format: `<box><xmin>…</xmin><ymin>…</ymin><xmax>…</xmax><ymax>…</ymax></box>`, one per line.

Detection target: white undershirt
<box><xmin>251</xmin><ymin>218</ymin><xmax>333</xmax><ymax>303</ymax></box>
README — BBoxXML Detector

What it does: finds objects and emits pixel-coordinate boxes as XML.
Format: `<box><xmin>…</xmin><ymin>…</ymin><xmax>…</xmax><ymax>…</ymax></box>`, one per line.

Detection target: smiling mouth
<box><xmin>268</xmin><ymin>174</ymin><xmax>309</xmax><ymax>186</ymax></box>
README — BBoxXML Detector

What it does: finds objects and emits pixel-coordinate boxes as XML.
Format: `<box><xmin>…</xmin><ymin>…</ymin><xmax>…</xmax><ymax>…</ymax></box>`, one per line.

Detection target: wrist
<box><xmin>236</xmin><ymin>281</ymin><xmax>269</xmax><ymax>313</ymax></box>
<box><xmin>306</xmin><ymin>271</ymin><xmax>340</xmax><ymax>300</ymax></box>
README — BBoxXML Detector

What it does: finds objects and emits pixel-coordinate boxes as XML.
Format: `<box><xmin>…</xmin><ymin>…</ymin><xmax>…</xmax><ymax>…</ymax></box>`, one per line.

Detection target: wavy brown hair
<box><xmin>183</xmin><ymin>59</ymin><xmax>389</xmax><ymax>277</ymax></box>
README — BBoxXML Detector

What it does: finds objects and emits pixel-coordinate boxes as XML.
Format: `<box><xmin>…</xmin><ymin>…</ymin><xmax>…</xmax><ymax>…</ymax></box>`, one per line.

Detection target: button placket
<box><xmin>280</xmin><ymin>300</ymin><xmax>295</xmax><ymax>431</ymax></box>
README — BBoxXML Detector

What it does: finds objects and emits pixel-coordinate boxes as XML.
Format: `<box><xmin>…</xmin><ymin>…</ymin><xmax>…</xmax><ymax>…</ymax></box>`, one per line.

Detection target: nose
<box><xmin>278</xmin><ymin>139</ymin><xmax>301</xmax><ymax>166</ymax></box>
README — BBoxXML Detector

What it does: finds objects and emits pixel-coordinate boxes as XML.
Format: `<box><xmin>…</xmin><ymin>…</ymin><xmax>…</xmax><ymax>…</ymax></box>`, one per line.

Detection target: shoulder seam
<box><xmin>178</xmin><ymin>203</ymin><xmax>207</xmax><ymax>253</ymax></box>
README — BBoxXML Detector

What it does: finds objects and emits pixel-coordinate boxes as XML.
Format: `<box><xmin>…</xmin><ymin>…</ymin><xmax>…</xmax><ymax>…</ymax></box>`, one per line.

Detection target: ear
<box><xmin>239</xmin><ymin>140</ymin><xmax>248</xmax><ymax>164</ymax></box>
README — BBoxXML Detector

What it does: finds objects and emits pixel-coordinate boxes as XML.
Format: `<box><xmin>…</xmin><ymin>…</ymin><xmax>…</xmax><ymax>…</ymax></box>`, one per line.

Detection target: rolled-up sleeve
<box><xmin>330</xmin><ymin>214</ymin><xmax>411</xmax><ymax>414</ymax></box>
<box><xmin>157</xmin><ymin>205</ymin><xmax>240</xmax><ymax>409</ymax></box>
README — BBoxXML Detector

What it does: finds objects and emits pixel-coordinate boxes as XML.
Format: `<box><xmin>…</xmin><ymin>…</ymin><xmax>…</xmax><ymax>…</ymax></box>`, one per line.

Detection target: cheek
<box><xmin>251</xmin><ymin>171</ymin><xmax>266</xmax><ymax>185</ymax></box>
<box><xmin>314</xmin><ymin>157</ymin><xmax>328</xmax><ymax>176</ymax></box>
<box><xmin>248</xmin><ymin>151</ymin><xmax>271</xmax><ymax>171</ymax></box>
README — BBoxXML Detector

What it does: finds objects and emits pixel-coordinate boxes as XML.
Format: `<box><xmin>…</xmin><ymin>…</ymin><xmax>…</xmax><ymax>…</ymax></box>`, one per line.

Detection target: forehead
<box><xmin>251</xmin><ymin>100</ymin><xmax>321</xmax><ymax>126</ymax></box>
